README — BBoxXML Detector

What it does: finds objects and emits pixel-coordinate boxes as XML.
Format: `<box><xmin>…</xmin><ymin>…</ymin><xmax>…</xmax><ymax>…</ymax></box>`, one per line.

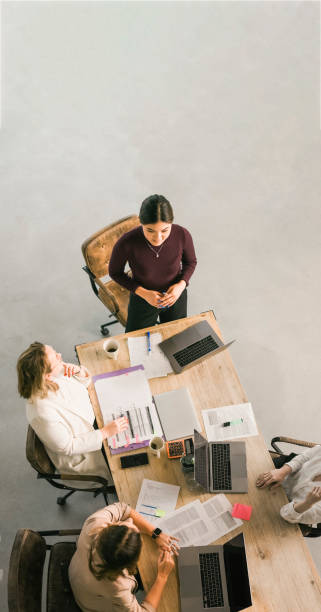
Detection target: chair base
<box><xmin>100</xmin><ymin>317</ymin><xmax>118</xmax><ymax>336</ymax></box>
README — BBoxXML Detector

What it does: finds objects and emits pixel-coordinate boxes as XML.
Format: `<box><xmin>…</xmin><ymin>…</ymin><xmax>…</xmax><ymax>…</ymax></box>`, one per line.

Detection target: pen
<box><xmin>142</xmin><ymin>504</ymin><xmax>157</xmax><ymax>509</ymax></box>
<box><xmin>222</xmin><ymin>418</ymin><xmax>243</xmax><ymax>427</ymax></box>
<box><xmin>147</xmin><ymin>331</ymin><xmax>151</xmax><ymax>356</ymax></box>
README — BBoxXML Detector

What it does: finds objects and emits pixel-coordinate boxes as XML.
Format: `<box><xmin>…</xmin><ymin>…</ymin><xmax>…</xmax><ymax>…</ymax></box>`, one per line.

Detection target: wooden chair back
<box><xmin>81</xmin><ymin>215</ymin><xmax>140</xmax><ymax>279</ymax></box>
<box><xmin>8</xmin><ymin>529</ymin><xmax>46</xmax><ymax>612</ymax></box>
<box><xmin>26</xmin><ymin>425</ymin><xmax>55</xmax><ymax>475</ymax></box>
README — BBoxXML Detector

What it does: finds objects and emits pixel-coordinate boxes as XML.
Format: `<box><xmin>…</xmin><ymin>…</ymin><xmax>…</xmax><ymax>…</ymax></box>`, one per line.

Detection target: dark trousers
<box><xmin>126</xmin><ymin>289</ymin><xmax>187</xmax><ymax>333</ymax></box>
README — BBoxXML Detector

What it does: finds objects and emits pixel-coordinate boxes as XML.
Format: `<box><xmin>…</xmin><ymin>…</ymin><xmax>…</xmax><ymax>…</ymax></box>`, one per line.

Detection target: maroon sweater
<box><xmin>109</xmin><ymin>224</ymin><xmax>197</xmax><ymax>293</ymax></box>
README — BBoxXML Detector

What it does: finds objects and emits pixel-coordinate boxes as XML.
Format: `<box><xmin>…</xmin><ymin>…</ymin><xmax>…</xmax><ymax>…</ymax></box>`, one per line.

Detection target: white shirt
<box><xmin>280</xmin><ymin>445</ymin><xmax>321</xmax><ymax>524</ymax></box>
<box><xmin>26</xmin><ymin>370</ymin><xmax>110</xmax><ymax>483</ymax></box>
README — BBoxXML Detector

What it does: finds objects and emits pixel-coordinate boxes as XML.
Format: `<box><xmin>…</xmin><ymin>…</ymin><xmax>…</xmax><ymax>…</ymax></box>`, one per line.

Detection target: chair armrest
<box><xmin>271</xmin><ymin>436</ymin><xmax>317</xmax><ymax>454</ymax></box>
<box><xmin>37</xmin><ymin>472</ymin><xmax>110</xmax><ymax>486</ymax></box>
<box><xmin>93</xmin><ymin>277</ymin><xmax>120</xmax><ymax>315</ymax></box>
<box><xmin>38</xmin><ymin>529</ymin><xmax>82</xmax><ymax>537</ymax></box>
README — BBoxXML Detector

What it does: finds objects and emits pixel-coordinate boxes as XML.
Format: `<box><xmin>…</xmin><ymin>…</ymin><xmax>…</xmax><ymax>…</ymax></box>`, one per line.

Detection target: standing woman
<box><xmin>109</xmin><ymin>195</ymin><xmax>197</xmax><ymax>332</ymax></box>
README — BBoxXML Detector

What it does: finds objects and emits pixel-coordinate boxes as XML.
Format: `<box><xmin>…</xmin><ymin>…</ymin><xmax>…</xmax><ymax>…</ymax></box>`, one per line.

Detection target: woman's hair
<box><xmin>17</xmin><ymin>342</ymin><xmax>58</xmax><ymax>400</ymax></box>
<box><xmin>88</xmin><ymin>524</ymin><xmax>142</xmax><ymax>580</ymax></box>
<box><xmin>139</xmin><ymin>194</ymin><xmax>174</xmax><ymax>225</ymax></box>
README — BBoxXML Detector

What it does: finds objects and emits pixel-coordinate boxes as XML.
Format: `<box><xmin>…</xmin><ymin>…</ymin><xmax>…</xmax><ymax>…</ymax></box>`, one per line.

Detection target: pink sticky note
<box><xmin>231</xmin><ymin>503</ymin><xmax>252</xmax><ymax>521</ymax></box>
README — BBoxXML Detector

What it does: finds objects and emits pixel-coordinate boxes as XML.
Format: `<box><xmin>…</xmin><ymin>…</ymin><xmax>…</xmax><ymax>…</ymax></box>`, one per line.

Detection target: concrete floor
<box><xmin>1</xmin><ymin>2</ymin><xmax>321</xmax><ymax>610</ymax></box>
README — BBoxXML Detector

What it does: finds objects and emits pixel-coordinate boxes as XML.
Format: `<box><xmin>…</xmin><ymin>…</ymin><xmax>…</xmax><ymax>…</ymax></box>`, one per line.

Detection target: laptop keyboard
<box><xmin>212</xmin><ymin>444</ymin><xmax>232</xmax><ymax>490</ymax></box>
<box><xmin>173</xmin><ymin>335</ymin><xmax>219</xmax><ymax>368</ymax></box>
<box><xmin>199</xmin><ymin>552</ymin><xmax>224</xmax><ymax>608</ymax></box>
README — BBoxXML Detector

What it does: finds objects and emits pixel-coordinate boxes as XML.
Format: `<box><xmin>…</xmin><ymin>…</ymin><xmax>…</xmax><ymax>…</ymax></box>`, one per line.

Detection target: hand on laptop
<box><xmin>256</xmin><ymin>465</ymin><xmax>292</xmax><ymax>490</ymax></box>
<box><xmin>156</xmin><ymin>532</ymin><xmax>180</xmax><ymax>555</ymax></box>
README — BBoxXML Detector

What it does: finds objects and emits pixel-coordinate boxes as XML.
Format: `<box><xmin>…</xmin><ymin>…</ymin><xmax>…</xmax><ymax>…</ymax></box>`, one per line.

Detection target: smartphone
<box><xmin>120</xmin><ymin>452</ymin><xmax>149</xmax><ymax>469</ymax></box>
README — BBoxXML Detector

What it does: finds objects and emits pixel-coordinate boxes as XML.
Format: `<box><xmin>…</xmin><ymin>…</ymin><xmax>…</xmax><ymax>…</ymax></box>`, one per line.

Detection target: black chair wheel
<box><xmin>100</xmin><ymin>327</ymin><xmax>110</xmax><ymax>337</ymax></box>
<box><xmin>57</xmin><ymin>497</ymin><xmax>66</xmax><ymax>506</ymax></box>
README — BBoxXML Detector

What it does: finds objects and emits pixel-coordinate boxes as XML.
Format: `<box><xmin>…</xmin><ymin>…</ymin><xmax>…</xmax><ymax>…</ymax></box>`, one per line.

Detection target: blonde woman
<box><xmin>69</xmin><ymin>502</ymin><xmax>179</xmax><ymax>612</ymax></box>
<box><xmin>17</xmin><ymin>342</ymin><xmax>128</xmax><ymax>484</ymax></box>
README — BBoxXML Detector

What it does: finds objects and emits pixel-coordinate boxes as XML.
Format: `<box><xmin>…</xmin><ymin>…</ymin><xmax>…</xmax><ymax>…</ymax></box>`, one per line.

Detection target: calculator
<box><xmin>166</xmin><ymin>437</ymin><xmax>194</xmax><ymax>459</ymax></box>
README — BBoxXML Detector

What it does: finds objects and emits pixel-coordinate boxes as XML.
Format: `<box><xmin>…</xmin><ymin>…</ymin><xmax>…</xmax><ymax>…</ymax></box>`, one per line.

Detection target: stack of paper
<box><xmin>136</xmin><ymin>479</ymin><xmax>180</xmax><ymax>525</ymax></box>
<box><xmin>127</xmin><ymin>333</ymin><xmax>173</xmax><ymax>379</ymax></box>
<box><xmin>93</xmin><ymin>366</ymin><xmax>163</xmax><ymax>451</ymax></box>
<box><xmin>156</xmin><ymin>495</ymin><xmax>242</xmax><ymax>545</ymax></box>
<box><xmin>202</xmin><ymin>402</ymin><xmax>258</xmax><ymax>441</ymax></box>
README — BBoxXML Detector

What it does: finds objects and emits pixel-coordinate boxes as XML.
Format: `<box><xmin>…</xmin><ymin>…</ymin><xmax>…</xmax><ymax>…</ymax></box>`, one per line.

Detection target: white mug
<box><xmin>103</xmin><ymin>339</ymin><xmax>120</xmax><ymax>360</ymax></box>
<box><xmin>149</xmin><ymin>436</ymin><xmax>164</xmax><ymax>459</ymax></box>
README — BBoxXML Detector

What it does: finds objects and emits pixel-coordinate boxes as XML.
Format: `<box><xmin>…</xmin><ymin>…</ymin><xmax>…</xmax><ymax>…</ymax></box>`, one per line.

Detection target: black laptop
<box><xmin>178</xmin><ymin>533</ymin><xmax>252</xmax><ymax>612</ymax></box>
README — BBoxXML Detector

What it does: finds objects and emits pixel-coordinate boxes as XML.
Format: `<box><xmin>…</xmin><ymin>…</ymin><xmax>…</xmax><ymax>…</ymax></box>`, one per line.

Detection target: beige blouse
<box><xmin>69</xmin><ymin>503</ymin><xmax>155</xmax><ymax>612</ymax></box>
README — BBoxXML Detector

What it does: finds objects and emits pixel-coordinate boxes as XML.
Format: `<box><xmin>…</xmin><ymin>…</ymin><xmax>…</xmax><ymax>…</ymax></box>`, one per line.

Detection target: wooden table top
<box><xmin>76</xmin><ymin>311</ymin><xmax>321</xmax><ymax>612</ymax></box>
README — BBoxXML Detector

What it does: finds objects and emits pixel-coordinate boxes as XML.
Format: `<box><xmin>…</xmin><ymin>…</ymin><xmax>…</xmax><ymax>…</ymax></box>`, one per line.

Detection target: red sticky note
<box><xmin>231</xmin><ymin>503</ymin><xmax>252</xmax><ymax>521</ymax></box>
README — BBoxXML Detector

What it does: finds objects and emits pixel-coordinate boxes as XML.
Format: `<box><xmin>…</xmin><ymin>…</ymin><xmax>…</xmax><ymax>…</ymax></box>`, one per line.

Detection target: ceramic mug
<box><xmin>103</xmin><ymin>339</ymin><xmax>120</xmax><ymax>360</ymax></box>
<box><xmin>149</xmin><ymin>436</ymin><xmax>164</xmax><ymax>459</ymax></box>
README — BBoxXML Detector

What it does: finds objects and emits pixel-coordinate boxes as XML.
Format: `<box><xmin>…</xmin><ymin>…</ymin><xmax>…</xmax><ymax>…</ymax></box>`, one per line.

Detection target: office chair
<box><xmin>26</xmin><ymin>425</ymin><xmax>116</xmax><ymax>506</ymax></box>
<box><xmin>81</xmin><ymin>215</ymin><xmax>140</xmax><ymax>336</ymax></box>
<box><xmin>8</xmin><ymin>528</ymin><xmax>81</xmax><ymax>612</ymax></box>
<box><xmin>270</xmin><ymin>435</ymin><xmax>321</xmax><ymax>538</ymax></box>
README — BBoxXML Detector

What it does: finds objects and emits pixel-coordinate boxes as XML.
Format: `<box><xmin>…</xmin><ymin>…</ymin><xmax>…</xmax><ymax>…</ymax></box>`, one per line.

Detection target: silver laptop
<box><xmin>158</xmin><ymin>320</ymin><xmax>235</xmax><ymax>374</ymax></box>
<box><xmin>178</xmin><ymin>533</ymin><xmax>252</xmax><ymax>612</ymax></box>
<box><xmin>194</xmin><ymin>430</ymin><xmax>247</xmax><ymax>493</ymax></box>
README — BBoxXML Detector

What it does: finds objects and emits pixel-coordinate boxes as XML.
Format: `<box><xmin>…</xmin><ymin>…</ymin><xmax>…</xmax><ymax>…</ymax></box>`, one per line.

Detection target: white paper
<box><xmin>202</xmin><ymin>402</ymin><xmax>258</xmax><ymax>441</ymax></box>
<box><xmin>94</xmin><ymin>368</ymin><xmax>163</xmax><ymax>449</ymax></box>
<box><xmin>136</xmin><ymin>479</ymin><xmax>180</xmax><ymax>524</ymax></box>
<box><xmin>156</xmin><ymin>500</ymin><xmax>214</xmax><ymax>547</ymax></box>
<box><xmin>201</xmin><ymin>495</ymin><xmax>243</xmax><ymax>543</ymax></box>
<box><xmin>157</xmin><ymin>496</ymin><xmax>242</xmax><ymax>547</ymax></box>
<box><xmin>127</xmin><ymin>333</ymin><xmax>173</xmax><ymax>379</ymax></box>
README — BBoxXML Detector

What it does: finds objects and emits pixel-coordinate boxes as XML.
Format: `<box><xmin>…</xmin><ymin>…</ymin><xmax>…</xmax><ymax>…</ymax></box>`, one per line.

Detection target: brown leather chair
<box><xmin>26</xmin><ymin>425</ymin><xmax>115</xmax><ymax>506</ymax></box>
<box><xmin>270</xmin><ymin>435</ymin><xmax>321</xmax><ymax>538</ymax></box>
<box><xmin>81</xmin><ymin>215</ymin><xmax>140</xmax><ymax>335</ymax></box>
<box><xmin>8</xmin><ymin>528</ymin><xmax>82</xmax><ymax>612</ymax></box>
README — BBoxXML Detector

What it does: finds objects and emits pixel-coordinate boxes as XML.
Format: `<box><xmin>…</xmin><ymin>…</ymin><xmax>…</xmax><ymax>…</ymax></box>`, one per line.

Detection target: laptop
<box><xmin>178</xmin><ymin>532</ymin><xmax>252</xmax><ymax>612</ymax></box>
<box><xmin>194</xmin><ymin>430</ymin><xmax>247</xmax><ymax>493</ymax></box>
<box><xmin>158</xmin><ymin>320</ymin><xmax>235</xmax><ymax>374</ymax></box>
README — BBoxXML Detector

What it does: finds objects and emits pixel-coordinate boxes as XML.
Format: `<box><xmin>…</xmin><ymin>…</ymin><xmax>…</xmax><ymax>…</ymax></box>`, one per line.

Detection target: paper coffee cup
<box><xmin>149</xmin><ymin>436</ymin><xmax>164</xmax><ymax>459</ymax></box>
<box><xmin>103</xmin><ymin>339</ymin><xmax>120</xmax><ymax>360</ymax></box>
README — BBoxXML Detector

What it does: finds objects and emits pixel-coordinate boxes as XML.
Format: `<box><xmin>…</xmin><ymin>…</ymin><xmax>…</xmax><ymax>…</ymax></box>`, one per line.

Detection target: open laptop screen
<box><xmin>194</xmin><ymin>429</ymin><xmax>209</xmax><ymax>491</ymax></box>
<box><xmin>223</xmin><ymin>533</ymin><xmax>252</xmax><ymax>612</ymax></box>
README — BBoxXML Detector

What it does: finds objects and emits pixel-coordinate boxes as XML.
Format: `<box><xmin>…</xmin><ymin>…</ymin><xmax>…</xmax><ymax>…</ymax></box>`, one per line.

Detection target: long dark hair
<box><xmin>17</xmin><ymin>342</ymin><xmax>58</xmax><ymax>400</ymax></box>
<box><xmin>88</xmin><ymin>524</ymin><xmax>142</xmax><ymax>580</ymax></box>
<box><xmin>139</xmin><ymin>194</ymin><xmax>174</xmax><ymax>225</ymax></box>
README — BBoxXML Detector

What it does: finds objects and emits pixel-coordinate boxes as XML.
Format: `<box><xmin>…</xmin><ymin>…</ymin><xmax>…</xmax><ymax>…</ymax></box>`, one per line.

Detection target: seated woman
<box><xmin>69</xmin><ymin>502</ymin><xmax>178</xmax><ymax>612</ymax></box>
<box><xmin>17</xmin><ymin>342</ymin><xmax>128</xmax><ymax>484</ymax></box>
<box><xmin>256</xmin><ymin>445</ymin><xmax>321</xmax><ymax>524</ymax></box>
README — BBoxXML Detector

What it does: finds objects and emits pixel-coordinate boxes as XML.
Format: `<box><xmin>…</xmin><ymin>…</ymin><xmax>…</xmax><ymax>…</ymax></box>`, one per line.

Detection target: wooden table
<box><xmin>76</xmin><ymin>311</ymin><xmax>321</xmax><ymax>612</ymax></box>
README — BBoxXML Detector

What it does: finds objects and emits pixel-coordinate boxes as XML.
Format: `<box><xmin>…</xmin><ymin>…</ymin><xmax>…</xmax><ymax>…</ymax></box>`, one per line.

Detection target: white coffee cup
<box><xmin>149</xmin><ymin>436</ymin><xmax>164</xmax><ymax>459</ymax></box>
<box><xmin>103</xmin><ymin>339</ymin><xmax>120</xmax><ymax>360</ymax></box>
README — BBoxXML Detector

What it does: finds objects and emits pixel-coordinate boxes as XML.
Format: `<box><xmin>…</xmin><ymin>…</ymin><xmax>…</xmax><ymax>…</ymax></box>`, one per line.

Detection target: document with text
<box><xmin>127</xmin><ymin>333</ymin><xmax>173</xmax><ymax>379</ymax></box>
<box><xmin>202</xmin><ymin>402</ymin><xmax>258</xmax><ymax>441</ymax></box>
<box><xmin>136</xmin><ymin>479</ymin><xmax>180</xmax><ymax>524</ymax></box>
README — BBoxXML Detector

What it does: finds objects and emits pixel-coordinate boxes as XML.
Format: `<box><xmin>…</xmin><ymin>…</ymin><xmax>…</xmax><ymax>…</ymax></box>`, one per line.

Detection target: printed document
<box><xmin>202</xmin><ymin>402</ymin><xmax>258</xmax><ymax>441</ymax></box>
<box><xmin>157</xmin><ymin>496</ymin><xmax>242</xmax><ymax>546</ymax></box>
<box><xmin>127</xmin><ymin>332</ymin><xmax>173</xmax><ymax>379</ymax></box>
<box><xmin>94</xmin><ymin>367</ymin><xmax>162</xmax><ymax>449</ymax></box>
<box><xmin>136</xmin><ymin>479</ymin><xmax>180</xmax><ymax>524</ymax></box>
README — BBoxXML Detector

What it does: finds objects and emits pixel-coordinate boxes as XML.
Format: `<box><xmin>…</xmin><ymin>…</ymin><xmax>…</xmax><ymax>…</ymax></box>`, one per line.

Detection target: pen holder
<box><xmin>180</xmin><ymin>454</ymin><xmax>194</xmax><ymax>473</ymax></box>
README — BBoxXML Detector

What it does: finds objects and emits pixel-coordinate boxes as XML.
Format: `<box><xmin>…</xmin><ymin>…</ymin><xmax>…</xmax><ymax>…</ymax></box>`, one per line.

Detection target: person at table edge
<box><xmin>109</xmin><ymin>194</ymin><xmax>197</xmax><ymax>332</ymax></box>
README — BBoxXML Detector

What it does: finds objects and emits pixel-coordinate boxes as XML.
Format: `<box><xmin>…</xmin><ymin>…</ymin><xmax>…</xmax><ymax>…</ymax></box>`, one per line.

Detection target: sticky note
<box><xmin>232</xmin><ymin>503</ymin><xmax>252</xmax><ymax>521</ymax></box>
<box><xmin>155</xmin><ymin>509</ymin><xmax>166</xmax><ymax>518</ymax></box>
